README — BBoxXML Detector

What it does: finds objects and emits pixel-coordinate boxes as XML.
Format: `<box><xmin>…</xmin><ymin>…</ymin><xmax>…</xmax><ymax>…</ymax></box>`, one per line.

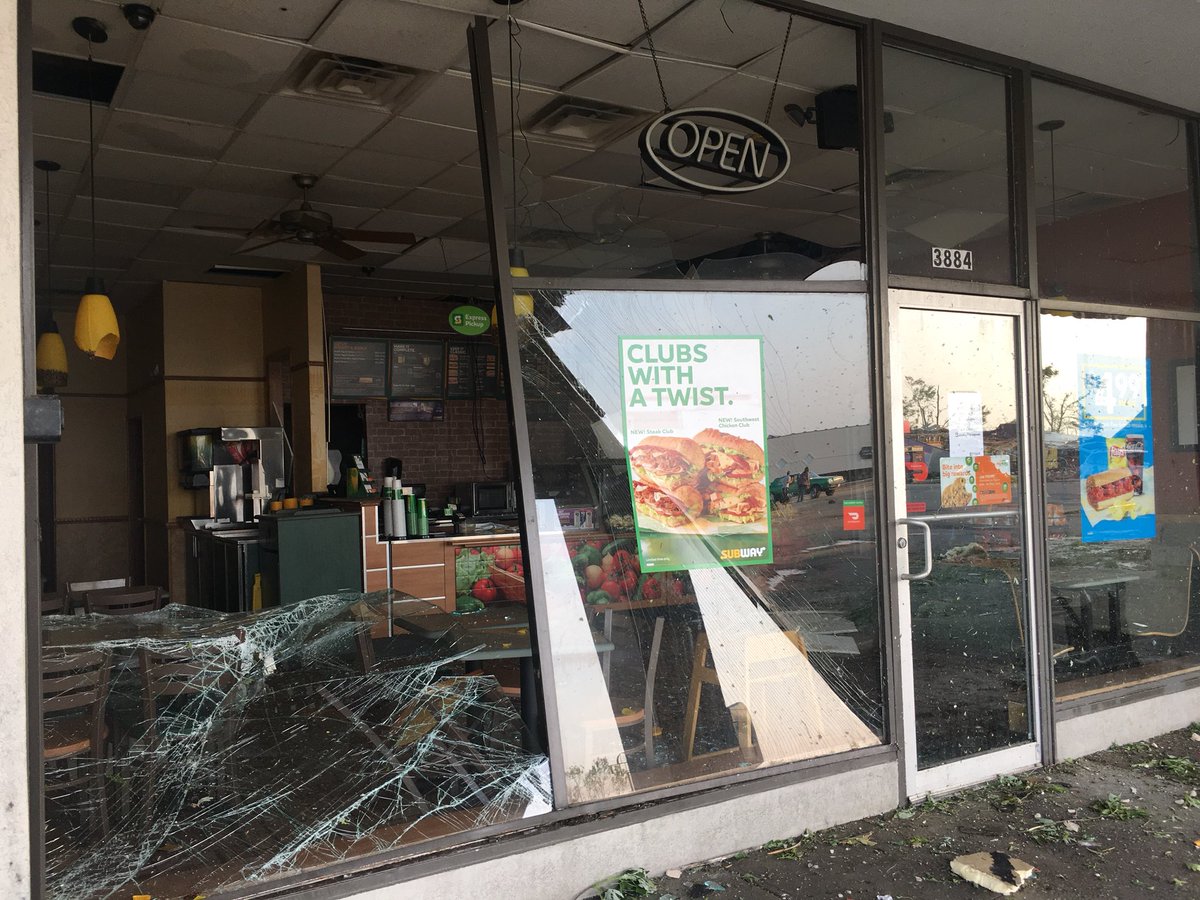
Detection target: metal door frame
<box><xmin>886</xmin><ymin>287</ymin><xmax>1044</xmax><ymax>798</ymax></box>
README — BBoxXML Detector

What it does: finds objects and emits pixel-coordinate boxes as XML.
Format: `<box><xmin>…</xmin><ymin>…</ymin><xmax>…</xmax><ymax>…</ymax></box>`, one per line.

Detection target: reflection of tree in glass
<box><xmin>1078</xmin><ymin>371</ymin><xmax>1104</xmax><ymax>435</ymax></box>
<box><xmin>903</xmin><ymin>376</ymin><xmax>943</xmax><ymax>431</ymax></box>
<box><xmin>1041</xmin><ymin>365</ymin><xmax>1079</xmax><ymax>434</ymax></box>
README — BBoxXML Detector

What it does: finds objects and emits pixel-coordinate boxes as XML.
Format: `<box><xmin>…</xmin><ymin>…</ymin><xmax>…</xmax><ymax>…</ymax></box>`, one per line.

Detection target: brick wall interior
<box><xmin>323</xmin><ymin>294</ymin><xmax>512</xmax><ymax>508</ymax></box>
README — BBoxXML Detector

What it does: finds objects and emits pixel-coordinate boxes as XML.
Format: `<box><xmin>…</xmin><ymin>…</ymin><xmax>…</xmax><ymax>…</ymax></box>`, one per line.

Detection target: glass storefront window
<box><xmin>516</xmin><ymin>289</ymin><xmax>885</xmax><ymax>803</ymax></box>
<box><xmin>1040</xmin><ymin>312</ymin><xmax>1200</xmax><ymax>697</ymax></box>
<box><xmin>1032</xmin><ymin>81</ymin><xmax>1199</xmax><ymax>311</ymax></box>
<box><xmin>883</xmin><ymin>48</ymin><xmax>1013</xmax><ymax>284</ymax></box>
<box><xmin>494</xmin><ymin>6</ymin><xmax>864</xmax><ymax>280</ymax></box>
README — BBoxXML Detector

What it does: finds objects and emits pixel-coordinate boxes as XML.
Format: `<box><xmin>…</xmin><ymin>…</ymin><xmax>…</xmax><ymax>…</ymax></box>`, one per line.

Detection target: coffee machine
<box><xmin>179</xmin><ymin>426</ymin><xmax>289</xmax><ymax>522</ymax></box>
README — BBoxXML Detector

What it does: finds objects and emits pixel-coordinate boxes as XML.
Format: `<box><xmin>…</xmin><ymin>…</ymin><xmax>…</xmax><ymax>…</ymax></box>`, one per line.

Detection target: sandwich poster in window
<box><xmin>619</xmin><ymin>336</ymin><xmax>772</xmax><ymax>573</ymax></box>
<box><xmin>1077</xmin><ymin>354</ymin><xmax>1155</xmax><ymax>542</ymax></box>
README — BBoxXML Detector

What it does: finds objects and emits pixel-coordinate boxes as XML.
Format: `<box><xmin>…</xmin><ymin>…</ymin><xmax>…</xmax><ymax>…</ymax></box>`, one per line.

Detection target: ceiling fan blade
<box><xmin>193</xmin><ymin>224</ymin><xmax>258</xmax><ymax>235</ymax></box>
<box><xmin>317</xmin><ymin>235</ymin><xmax>366</xmax><ymax>261</ymax></box>
<box><xmin>336</xmin><ymin>228</ymin><xmax>418</xmax><ymax>245</ymax></box>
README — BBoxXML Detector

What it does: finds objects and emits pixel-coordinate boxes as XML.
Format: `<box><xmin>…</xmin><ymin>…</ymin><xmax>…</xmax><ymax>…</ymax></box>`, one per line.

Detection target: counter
<box><xmin>323</xmin><ymin>498</ymin><xmax>522</xmax><ymax>611</ymax></box>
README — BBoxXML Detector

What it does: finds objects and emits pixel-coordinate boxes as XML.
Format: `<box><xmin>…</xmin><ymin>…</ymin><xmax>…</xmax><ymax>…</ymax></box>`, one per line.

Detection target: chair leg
<box><xmin>681</xmin><ymin>632</ymin><xmax>710</xmax><ymax>762</ymax></box>
<box><xmin>643</xmin><ymin>618</ymin><xmax>665</xmax><ymax>762</ymax></box>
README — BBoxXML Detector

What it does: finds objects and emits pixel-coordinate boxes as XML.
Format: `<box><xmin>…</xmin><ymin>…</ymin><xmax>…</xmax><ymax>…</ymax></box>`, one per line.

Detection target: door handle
<box><xmin>897</xmin><ymin>517</ymin><xmax>932</xmax><ymax>580</ymax></box>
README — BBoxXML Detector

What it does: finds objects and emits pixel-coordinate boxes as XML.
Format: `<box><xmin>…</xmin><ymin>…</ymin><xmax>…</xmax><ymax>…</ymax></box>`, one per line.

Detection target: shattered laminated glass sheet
<box><xmin>40</xmin><ymin>592</ymin><xmax>550</xmax><ymax>900</ymax></box>
<box><xmin>515</xmin><ymin>289</ymin><xmax>886</xmax><ymax>805</ymax></box>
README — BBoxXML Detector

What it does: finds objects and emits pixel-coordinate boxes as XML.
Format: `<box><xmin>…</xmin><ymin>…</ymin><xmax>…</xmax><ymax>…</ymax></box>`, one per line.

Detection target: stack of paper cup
<box><xmin>392</xmin><ymin>484</ymin><xmax>407</xmax><ymax>539</ymax></box>
<box><xmin>381</xmin><ymin>477</ymin><xmax>395</xmax><ymax>537</ymax></box>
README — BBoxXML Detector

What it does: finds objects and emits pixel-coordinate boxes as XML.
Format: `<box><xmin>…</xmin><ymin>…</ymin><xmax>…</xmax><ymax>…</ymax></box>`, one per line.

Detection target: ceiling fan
<box><xmin>195</xmin><ymin>173</ymin><xmax>417</xmax><ymax>261</ymax></box>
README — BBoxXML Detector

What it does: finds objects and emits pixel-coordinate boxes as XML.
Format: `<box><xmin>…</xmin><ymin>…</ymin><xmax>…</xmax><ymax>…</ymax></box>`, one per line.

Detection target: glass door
<box><xmin>888</xmin><ymin>289</ymin><xmax>1042</xmax><ymax>797</ymax></box>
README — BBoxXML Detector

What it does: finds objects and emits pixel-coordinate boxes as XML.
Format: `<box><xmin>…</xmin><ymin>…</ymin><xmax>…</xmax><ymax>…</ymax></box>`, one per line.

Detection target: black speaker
<box><xmin>815</xmin><ymin>86</ymin><xmax>860</xmax><ymax>150</ymax></box>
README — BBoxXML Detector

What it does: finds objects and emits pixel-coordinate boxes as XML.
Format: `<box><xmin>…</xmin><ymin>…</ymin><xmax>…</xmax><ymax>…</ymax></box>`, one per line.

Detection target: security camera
<box><xmin>122</xmin><ymin>4</ymin><xmax>156</xmax><ymax>30</ymax></box>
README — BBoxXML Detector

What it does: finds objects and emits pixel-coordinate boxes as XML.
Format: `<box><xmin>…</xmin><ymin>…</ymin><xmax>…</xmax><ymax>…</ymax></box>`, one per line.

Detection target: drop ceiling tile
<box><xmin>567</xmin><ymin>54</ymin><xmax>728</xmax><ymax>110</ymax></box>
<box><xmin>101</xmin><ymin>110</ymin><xmax>233</xmax><ymax>158</ymax></box>
<box><xmin>741</xmin><ymin>22</ymin><xmax>858</xmax><ymax>93</ymax></box>
<box><xmin>514</xmin><ymin>0</ymin><xmax>691</xmax><ymax>45</ymax></box>
<box><xmin>794</xmin><ymin>213</ymin><xmax>862</xmax><ymax>247</ymax></box>
<box><xmin>325</xmin><ymin>149</ymin><xmax>448</xmax><ymax>188</ymax></box>
<box><xmin>221</xmin><ymin>133</ymin><xmax>349</xmax><ymax>174</ymax></box>
<box><xmin>309</xmin><ymin>201</ymin><xmax>378</xmax><ymax>228</ymax></box>
<box><xmin>133</xmin><ymin>18</ymin><xmax>302</xmax><ymax>92</ymax></box>
<box><xmin>177</xmin><ymin>188</ymin><xmax>290</xmax><ymax>221</ymax></box>
<box><xmin>138</xmin><ymin>230</ymin><xmax>244</xmax><ymax>262</ymax></box>
<box><xmin>487</xmin><ymin>22</ymin><xmax>613</xmax><ymax>89</ymax></box>
<box><xmin>882</xmin><ymin>48</ymin><xmax>1000</xmax><ymax>114</ymax></box>
<box><xmin>93</xmin><ymin>146</ymin><xmax>215</xmax><ymax>186</ymax></box>
<box><xmin>200</xmin><ymin>163</ymin><xmax>310</xmax><ymax>197</ymax></box>
<box><xmin>435</xmin><ymin>218</ymin><xmax>490</xmax><ymax>243</ymax></box>
<box><xmin>33</xmin><ymin>190</ymin><xmax>75</xmax><ymax>220</ymax></box>
<box><xmin>422</xmin><ymin>164</ymin><xmax>484</xmax><ymax>196</ymax></box>
<box><xmin>383</xmin><ymin>236</ymin><xmax>485</xmax><ymax>268</ymax></box>
<box><xmin>160</xmin><ymin>0</ymin><xmax>341</xmax><ymax>41</ymax></box>
<box><xmin>312</xmin><ymin>0</ymin><xmax>474</xmax><ymax>71</ymax></box>
<box><xmin>306</xmin><ymin>175</ymin><xmax>407</xmax><ymax>208</ymax></box>
<box><xmin>91</xmin><ymin>176</ymin><xmax>189</xmax><ymax>208</ymax></box>
<box><xmin>391</xmin><ymin>187</ymin><xmax>483</xmax><ymax>219</ymax></box>
<box><xmin>66</xmin><ymin>196</ymin><xmax>175</xmax><ymax>229</ymax></box>
<box><xmin>115</xmin><ymin>70</ymin><xmax>260</xmax><ymax>127</ymax></box>
<box><xmin>32</xmin><ymin>0</ymin><xmax>142</xmax><ymax>65</ymax></box>
<box><xmin>56</xmin><ymin>219</ymin><xmax>157</xmax><ymax>246</ymax></box>
<box><xmin>240</xmin><ymin>241</ymin><xmax>326</xmax><ymax>261</ymax></box>
<box><xmin>361</xmin><ymin>116</ymin><xmax>479</xmax><ymax>161</ymax></box>
<box><xmin>243</xmin><ymin>94</ymin><xmax>388</xmax><ymax>147</ymax></box>
<box><xmin>555</xmin><ymin>150</ymin><xmax>643</xmax><ymax>186</ymax></box>
<box><xmin>32</xmin><ymin>135</ymin><xmax>91</xmax><ymax>174</ymax></box>
<box><xmin>51</xmin><ymin>234</ymin><xmax>141</xmax><ymax>270</ymax></box>
<box><xmin>396</xmin><ymin>73</ymin><xmax>479</xmax><ymax>130</ymax></box>
<box><xmin>30</xmin><ymin>95</ymin><xmax>107</xmax><ymax>142</ymax></box>
<box><xmin>360</xmin><ymin>208</ymin><xmax>459</xmax><ymax>236</ymax></box>
<box><xmin>783</xmin><ymin>148</ymin><xmax>860</xmax><ymax>192</ymax></box>
<box><xmin>648</xmin><ymin>0</ymin><xmax>818</xmax><ymax>67</ymax></box>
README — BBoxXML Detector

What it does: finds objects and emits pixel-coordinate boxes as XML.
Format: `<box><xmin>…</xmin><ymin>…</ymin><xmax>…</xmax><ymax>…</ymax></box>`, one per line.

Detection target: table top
<box><xmin>1051</xmin><ymin>569</ymin><xmax>1142</xmax><ymax>590</ymax></box>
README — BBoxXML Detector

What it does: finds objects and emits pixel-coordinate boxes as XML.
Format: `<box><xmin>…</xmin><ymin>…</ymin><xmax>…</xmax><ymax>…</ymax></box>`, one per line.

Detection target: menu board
<box><xmin>447</xmin><ymin>342</ymin><xmax>503</xmax><ymax>399</ymax></box>
<box><xmin>388</xmin><ymin>340</ymin><xmax>445</xmax><ymax>399</ymax></box>
<box><xmin>330</xmin><ymin>338</ymin><xmax>387</xmax><ymax>398</ymax></box>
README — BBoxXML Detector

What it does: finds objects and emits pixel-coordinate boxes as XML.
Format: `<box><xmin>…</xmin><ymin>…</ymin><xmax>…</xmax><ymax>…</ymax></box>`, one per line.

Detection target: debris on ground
<box><xmin>949</xmin><ymin>851</ymin><xmax>1035</xmax><ymax>895</ymax></box>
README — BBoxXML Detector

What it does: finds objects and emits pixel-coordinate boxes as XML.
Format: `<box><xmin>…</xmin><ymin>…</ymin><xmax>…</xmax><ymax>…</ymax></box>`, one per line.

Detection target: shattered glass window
<box><xmin>515</xmin><ymin>289</ymin><xmax>885</xmax><ymax>804</ymax></box>
<box><xmin>40</xmin><ymin>594</ymin><xmax>550</xmax><ymax>899</ymax></box>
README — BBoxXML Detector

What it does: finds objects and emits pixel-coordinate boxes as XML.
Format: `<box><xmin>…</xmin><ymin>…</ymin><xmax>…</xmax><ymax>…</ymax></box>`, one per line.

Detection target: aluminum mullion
<box><xmin>466</xmin><ymin>17</ymin><xmax>568</xmax><ymax>801</ymax></box>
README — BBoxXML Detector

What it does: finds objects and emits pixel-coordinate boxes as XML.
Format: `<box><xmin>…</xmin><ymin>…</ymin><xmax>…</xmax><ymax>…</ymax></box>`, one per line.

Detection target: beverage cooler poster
<box><xmin>619</xmin><ymin>336</ymin><xmax>772</xmax><ymax>573</ymax></box>
<box><xmin>1078</xmin><ymin>354</ymin><xmax>1155</xmax><ymax>542</ymax></box>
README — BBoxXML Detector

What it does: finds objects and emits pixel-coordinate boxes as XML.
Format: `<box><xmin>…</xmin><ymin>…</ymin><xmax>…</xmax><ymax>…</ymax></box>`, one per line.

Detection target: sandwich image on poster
<box><xmin>620</xmin><ymin>336</ymin><xmax>772</xmax><ymax>573</ymax></box>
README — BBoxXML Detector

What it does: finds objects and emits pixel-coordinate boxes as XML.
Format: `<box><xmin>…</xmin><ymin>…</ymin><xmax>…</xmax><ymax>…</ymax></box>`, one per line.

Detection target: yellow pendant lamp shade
<box><xmin>75</xmin><ymin>278</ymin><xmax>120</xmax><ymax>359</ymax></box>
<box><xmin>35</xmin><ymin>321</ymin><xmax>68</xmax><ymax>391</ymax></box>
<box><xmin>508</xmin><ymin>248</ymin><xmax>535</xmax><ymax>318</ymax></box>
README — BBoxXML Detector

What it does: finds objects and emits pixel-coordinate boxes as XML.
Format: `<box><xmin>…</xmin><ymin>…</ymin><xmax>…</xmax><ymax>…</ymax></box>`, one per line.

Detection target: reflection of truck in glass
<box><xmin>770</xmin><ymin>472</ymin><xmax>845</xmax><ymax>503</ymax></box>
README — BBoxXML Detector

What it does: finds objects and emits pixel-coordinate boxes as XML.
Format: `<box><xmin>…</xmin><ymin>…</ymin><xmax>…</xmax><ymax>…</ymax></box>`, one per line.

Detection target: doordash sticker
<box><xmin>842</xmin><ymin>499</ymin><xmax>866</xmax><ymax>531</ymax></box>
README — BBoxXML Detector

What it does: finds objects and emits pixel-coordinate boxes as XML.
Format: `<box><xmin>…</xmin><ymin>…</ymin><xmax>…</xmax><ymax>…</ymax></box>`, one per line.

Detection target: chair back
<box><xmin>84</xmin><ymin>586</ymin><xmax>162</xmax><ymax>616</ymax></box>
<box><xmin>67</xmin><ymin>577</ymin><xmax>130</xmax><ymax>607</ymax></box>
<box><xmin>138</xmin><ymin>643</ymin><xmax>237</xmax><ymax>727</ymax></box>
<box><xmin>41</xmin><ymin>648</ymin><xmax>111</xmax><ymax>759</ymax></box>
<box><xmin>40</xmin><ymin>593</ymin><xmax>69</xmax><ymax>616</ymax></box>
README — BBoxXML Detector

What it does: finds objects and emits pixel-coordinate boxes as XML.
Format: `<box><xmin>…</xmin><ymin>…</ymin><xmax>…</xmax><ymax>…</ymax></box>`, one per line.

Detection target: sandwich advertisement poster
<box><xmin>1078</xmin><ymin>354</ymin><xmax>1155</xmax><ymax>542</ymax></box>
<box><xmin>619</xmin><ymin>336</ymin><xmax>772</xmax><ymax>573</ymax></box>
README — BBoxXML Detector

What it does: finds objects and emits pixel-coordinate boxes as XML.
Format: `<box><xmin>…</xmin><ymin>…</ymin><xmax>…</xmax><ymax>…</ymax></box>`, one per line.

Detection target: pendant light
<box><xmin>508</xmin><ymin>247</ymin><xmax>534</xmax><ymax>317</ymax></box>
<box><xmin>35</xmin><ymin>159</ymin><xmax>68</xmax><ymax>391</ymax></box>
<box><xmin>72</xmin><ymin>17</ymin><xmax>120</xmax><ymax>360</ymax></box>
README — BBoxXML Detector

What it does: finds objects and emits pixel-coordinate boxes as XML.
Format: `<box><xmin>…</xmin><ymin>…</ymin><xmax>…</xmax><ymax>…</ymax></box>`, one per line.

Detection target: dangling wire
<box><xmin>635</xmin><ymin>0</ymin><xmax>670</xmax><ymax>111</ymax></box>
<box><xmin>765</xmin><ymin>15</ymin><xmax>794</xmax><ymax>125</ymax></box>
<box><xmin>508</xmin><ymin>15</ymin><xmax>518</xmax><ymax>247</ymax></box>
<box><xmin>86</xmin><ymin>38</ymin><xmax>97</xmax><ymax>282</ymax></box>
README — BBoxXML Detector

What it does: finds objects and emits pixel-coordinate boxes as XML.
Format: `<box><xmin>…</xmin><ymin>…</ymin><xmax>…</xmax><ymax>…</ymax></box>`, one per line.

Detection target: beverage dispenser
<box><xmin>178</xmin><ymin>426</ymin><xmax>289</xmax><ymax>522</ymax></box>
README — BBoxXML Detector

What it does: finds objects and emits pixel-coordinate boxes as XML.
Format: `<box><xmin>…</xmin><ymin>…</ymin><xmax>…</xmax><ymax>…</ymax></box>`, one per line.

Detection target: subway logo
<box><xmin>719</xmin><ymin>546</ymin><xmax>768</xmax><ymax>561</ymax></box>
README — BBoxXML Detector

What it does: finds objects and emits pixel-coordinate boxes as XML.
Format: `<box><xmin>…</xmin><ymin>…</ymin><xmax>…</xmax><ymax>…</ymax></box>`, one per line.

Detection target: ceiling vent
<box><xmin>292</xmin><ymin>54</ymin><xmax>419</xmax><ymax>110</ymax></box>
<box><xmin>32</xmin><ymin>51</ymin><xmax>123</xmax><ymax>104</ymax></box>
<box><xmin>526</xmin><ymin>97</ymin><xmax>644</xmax><ymax>146</ymax></box>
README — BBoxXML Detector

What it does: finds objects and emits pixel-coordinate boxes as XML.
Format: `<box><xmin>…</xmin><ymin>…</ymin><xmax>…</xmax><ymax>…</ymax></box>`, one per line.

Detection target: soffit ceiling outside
<box><xmin>28</xmin><ymin>0</ymin><xmax>1199</xmax><ymax>310</ymax></box>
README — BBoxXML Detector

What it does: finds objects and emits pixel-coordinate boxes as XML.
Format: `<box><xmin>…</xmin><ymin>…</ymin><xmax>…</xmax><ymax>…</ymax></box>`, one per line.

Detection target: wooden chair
<box><xmin>66</xmin><ymin>577</ymin><xmax>130</xmax><ymax>611</ymax></box>
<box><xmin>84</xmin><ymin>586</ymin><xmax>162</xmax><ymax>617</ymax></box>
<box><xmin>681</xmin><ymin>629</ymin><xmax>807</xmax><ymax>763</ymax></box>
<box><xmin>40</xmin><ymin>592</ymin><xmax>69</xmax><ymax>616</ymax></box>
<box><xmin>610</xmin><ymin>617</ymin><xmax>665</xmax><ymax>762</ymax></box>
<box><xmin>42</xmin><ymin>648</ymin><xmax>112</xmax><ymax>832</ymax></box>
<box><xmin>138</xmin><ymin>643</ymin><xmax>238</xmax><ymax>741</ymax></box>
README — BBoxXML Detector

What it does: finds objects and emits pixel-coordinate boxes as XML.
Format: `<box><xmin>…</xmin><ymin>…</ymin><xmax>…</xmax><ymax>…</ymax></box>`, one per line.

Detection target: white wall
<box><xmin>0</xmin><ymin>0</ymin><xmax>31</xmax><ymax>894</ymax></box>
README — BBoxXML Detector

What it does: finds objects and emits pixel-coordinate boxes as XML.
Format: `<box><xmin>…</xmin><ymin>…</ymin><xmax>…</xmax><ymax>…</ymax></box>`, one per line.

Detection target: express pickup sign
<box><xmin>639</xmin><ymin>108</ymin><xmax>790</xmax><ymax>194</ymax></box>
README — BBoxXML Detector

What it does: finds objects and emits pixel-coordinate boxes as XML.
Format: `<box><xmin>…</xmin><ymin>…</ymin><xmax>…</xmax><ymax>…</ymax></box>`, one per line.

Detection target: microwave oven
<box><xmin>456</xmin><ymin>481</ymin><xmax>514</xmax><ymax>516</ymax></box>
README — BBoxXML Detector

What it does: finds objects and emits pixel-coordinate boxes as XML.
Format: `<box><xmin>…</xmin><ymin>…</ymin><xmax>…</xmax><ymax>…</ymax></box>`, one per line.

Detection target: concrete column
<box><xmin>3</xmin><ymin>0</ymin><xmax>34</xmax><ymax>892</ymax></box>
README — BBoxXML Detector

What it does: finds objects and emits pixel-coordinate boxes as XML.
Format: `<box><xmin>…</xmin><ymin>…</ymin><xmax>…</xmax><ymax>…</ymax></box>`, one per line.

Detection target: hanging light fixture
<box><xmin>72</xmin><ymin>17</ymin><xmax>120</xmax><ymax>360</ymax></box>
<box><xmin>35</xmin><ymin>159</ymin><xmax>68</xmax><ymax>390</ymax></box>
<box><xmin>508</xmin><ymin>247</ymin><xmax>534</xmax><ymax>317</ymax></box>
